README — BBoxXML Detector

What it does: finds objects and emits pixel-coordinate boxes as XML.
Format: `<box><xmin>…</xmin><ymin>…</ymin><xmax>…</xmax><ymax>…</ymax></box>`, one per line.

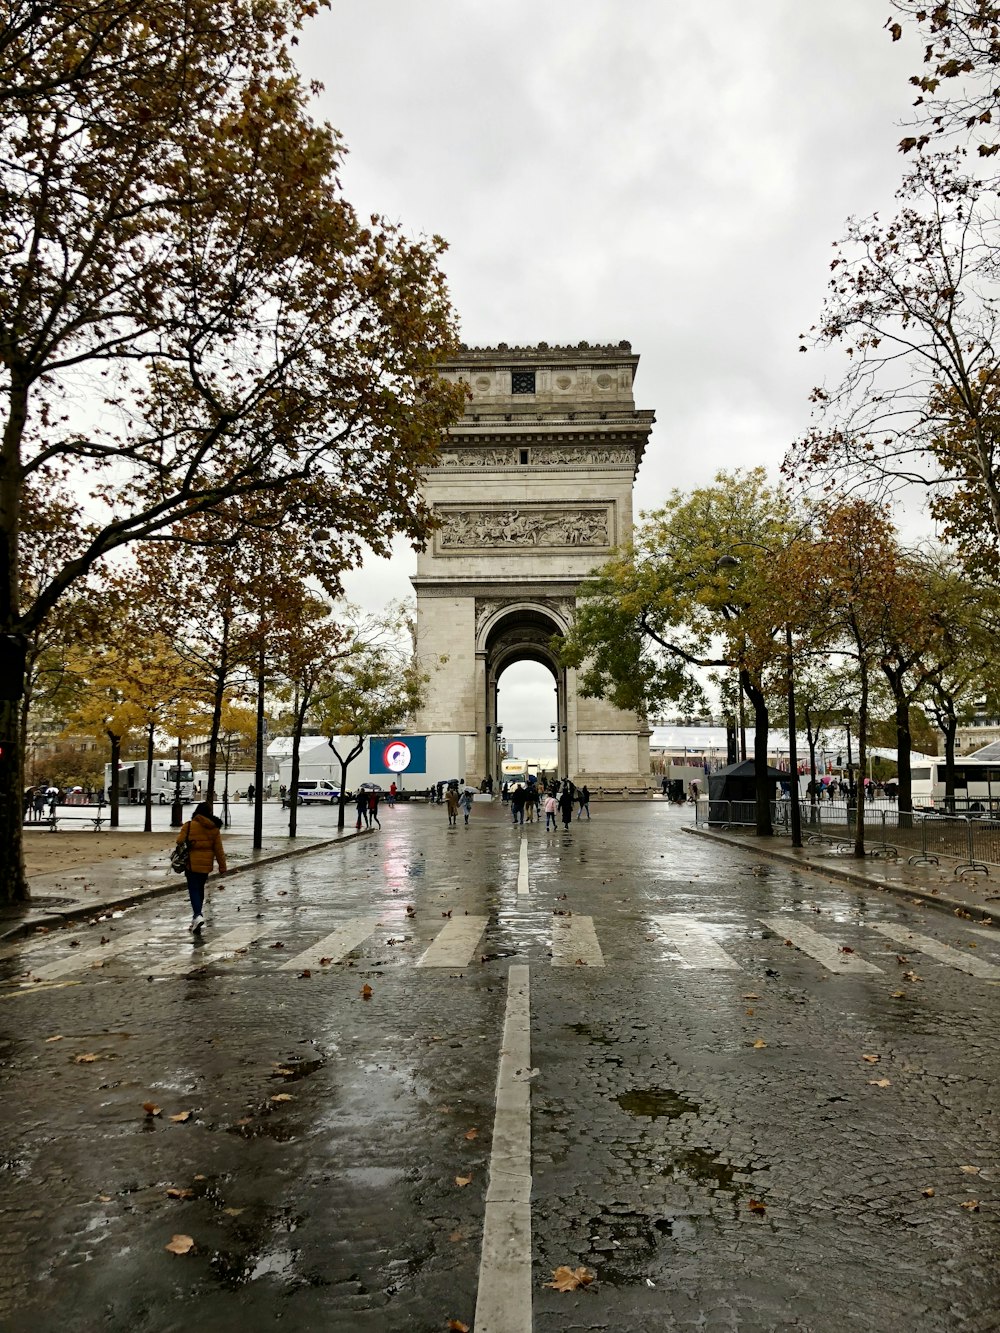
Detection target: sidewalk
<box><xmin>684</xmin><ymin>824</ymin><xmax>999</xmax><ymax>928</ymax></box>
<box><xmin>0</xmin><ymin>827</ymin><xmax>372</xmax><ymax>943</ymax></box>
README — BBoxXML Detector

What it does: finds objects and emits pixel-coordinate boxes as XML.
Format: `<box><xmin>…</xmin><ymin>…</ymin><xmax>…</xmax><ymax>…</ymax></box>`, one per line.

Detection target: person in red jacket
<box><xmin>176</xmin><ymin>802</ymin><xmax>228</xmax><ymax>934</ymax></box>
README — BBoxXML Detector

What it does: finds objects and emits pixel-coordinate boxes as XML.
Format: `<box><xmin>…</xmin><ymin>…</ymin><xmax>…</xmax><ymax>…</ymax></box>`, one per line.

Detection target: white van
<box><xmin>283</xmin><ymin>780</ymin><xmax>341</xmax><ymax>806</ymax></box>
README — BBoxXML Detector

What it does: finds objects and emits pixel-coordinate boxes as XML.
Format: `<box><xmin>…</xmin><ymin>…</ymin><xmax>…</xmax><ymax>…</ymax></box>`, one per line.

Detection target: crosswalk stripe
<box><xmin>277</xmin><ymin>917</ymin><xmax>383</xmax><ymax>971</ymax></box>
<box><xmin>417</xmin><ymin>915</ymin><xmax>489</xmax><ymax>968</ymax></box>
<box><xmin>28</xmin><ymin>928</ymin><xmax>156</xmax><ymax>981</ymax></box>
<box><xmin>760</xmin><ymin>917</ymin><xmax>883</xmax><ymax>974</ymax></box>
<box><xmin>552</xmin><ymin>915</ymin><xmax>604</xmax><ymax>968</ymax></box>
<box><xmin>157</xmin><ymin>924</ymin><xmax>272</xmax><ymax>975</ymax></box>
<box><xmin>652</xmin><ymin>916</ymin><xmax>741</xmax><ymax>970</ymax></box>
<box><xmin>868</xmin><ymin>922</ymin><xmax>1000</xmax><ymax>980</ymax></box>
<box><xmin>517</xmin><ymin>837</ymin><xmax>529</xmax><ymax>896</ymax></box>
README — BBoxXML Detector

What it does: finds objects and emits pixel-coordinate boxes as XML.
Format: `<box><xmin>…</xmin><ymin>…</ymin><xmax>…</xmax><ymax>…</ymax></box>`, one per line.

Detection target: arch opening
<box><xmin>483</xmin><ymin>605</ymin><xmax>568</xmax><ymax>783</ymax></box>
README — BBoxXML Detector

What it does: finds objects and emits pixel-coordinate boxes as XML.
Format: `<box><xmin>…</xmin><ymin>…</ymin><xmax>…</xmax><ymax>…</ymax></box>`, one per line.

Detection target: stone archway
<box><xmin>411</xmin><ymin>341</ymin><xmax>655</xmax><ymax>788</ymax></box>
<box><xmin>481</xmin><ymin>603</ymin><xmax>568</xmax><ymax>783</ymax></box>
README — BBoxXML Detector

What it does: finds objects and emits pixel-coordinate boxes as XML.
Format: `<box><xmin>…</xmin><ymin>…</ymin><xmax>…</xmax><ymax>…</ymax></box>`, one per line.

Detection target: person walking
<box><xmin>511</xmin><ymin>783</ymin><xmax>526</xmax><ymax>826</ymax></box>
<box><xmin>446</xmin><ymin>785</ymin><xmax>460</xmax><ymax>827</ymax></box>
<box><xmin>176</xmin><ymin>802</ymin><xmax>227</xmax><ymax>934</ymax></box>
<box><xmin>544</xmin><ymin>791</ymin><xmax>557</xmax><ymax>831</ymax></box>
<box><xmin>460</xmin><ymin>787</ymin><xmax>474</xmax><ymax>825</ymax></box>
<box><xmin>355</xmin><ymin>790</ymin><xmax>369</xmax><ymax>829</ymax></box>
<box><xmin>577</xmin><ymin>785</ymin><xmax>591</xmax><ymax>820</ymax></box>
<box><xmin>368</xmin><ymin>790</ymin><xmax>381</xmax><ymax>829</ymax></box>
<box><xmin>388</xmin><ymin>782</ymin><xmax>397</xmax><ymax>807</ymax></box>
<box><xmin>558</xmin><ymin>785</ymin><xmax>574</xmax><ymax>830</ymax></box>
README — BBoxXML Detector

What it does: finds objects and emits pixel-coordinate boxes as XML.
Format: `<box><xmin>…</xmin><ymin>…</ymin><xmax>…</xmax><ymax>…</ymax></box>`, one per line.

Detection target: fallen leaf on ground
<box><xmin>442</xmin><ymin>910</ymin><xmax>452</xmax><ymax>918</ymax></box>
<box><xmin>745</xmin><ymin>1008</ymin><xmax>755</xmax><ymax>1016</ymax></box>
<box><xmin>922</xmin><ymin>1187</ymin><xmax>935</xmax><ymax>1197</ymax></box>
<box><xmin>869</xmin><ymin>1078</ymin><xmax>891</xmax><ymax>1088</ymax></box>
<box><xmin>318</xmin><ymin>957</ymin><xmax>333</xmax><ymax>966</ymax></box>
<box><xmin>273</xmin><ymin>1066</ymin><xmax>295</xmax><ymax>1076</ymax></box>
<box><xmin>269</xmin><ymin>941</ymin><xmax>285</xmax><ymax>949</ymax></box>
<box><xmin>438</xmin><ymin>1105</ymin><xmax>453</xmax><ymax>1114</ymax></box>
<box><xmin>545</xmin><ymin>1265</ymin><xmax>595</xmax><ymax>1291</ymax></box>
<box><xmin>298</xmin><ymin>970</ymin><xmax>311</xmax><ymax>979</ymax></box>
<box><xmin>752</xmin><ymin>1039</ymin><xmax>768</xmax><ymax>1050</ymax></box>
<box><xmin>166</xmin><ymin>1187</ymin><xmax>194</xmax><ymax>1199</ymax></box>
<box><xmin>454</xmin><ymin>1175</ymin><xmax>472</xmax><ymax>1188</ymax></box>
<box><xmin>97</xmin><ymin>1193</ymin><xmax>112</xmax><ymax>1202</ymax></box>
<box><xmin>447</xmin><ymin>1321</ymin><xmax>470</xmax><ymax>1332</ymax></box>
<box><xmin>45</xmin><ymin>1035</ymin><xmax>63</xmax><ymax>1043</ymax></box>
<box><xmin>861</xmin><ymin>1054</ymin><xmax>880</xmax><ymax>1064</ymax></box>
<box><xmin>839</xmin><ymin>945</ymin><xmax>855</xmax><ymax>954</ymax></box>
<box><xmin>222</xmin><ymin>1207</ymin><xmax>244</xmax><ymax>1217</ymax></box>
<box><xmin>960</xmin><ymin>1200</ymin><xmax>981</xmax><ymax>1211</ymax></box>
<box><xmin>169</xmin><ymin>1111</ymin><xmax>192</xmax><ymax>1123</ymax></box>
<box><xmin>164</xmin><ymin>1234</ymin><xmax>195</xmax><ymax>1255</ymax></box>
<box><xmin>902</xmin><ymin>971</ymin><xmax>922</xmax><ymax>983</ymax></box>
<box><xmin>890</xmin><ymin>990</ymin><xmax>907</xmax><ymax>999</ymax></box>
<box><xmin>743</xmin><ymin>993</ymin><xmax>759</xmax><ymax>1000</ymax></box>
<box><xmin>747</xmin><ymin>1199</ymin><xmax>767</xmax><ymax>1214</ymax></box>
<box><xmin>235</xmin><ymin>1116</ymin><xmax>253</xmax><ymax>1126</ymax></box>
<box><xmin>464</xmin><ymin>1128</ymin><xmax>479</xmax><ymax>1141</ymax></box>
<box><xmin>74</xmin><ymin>1053</ymin><xmax>100</xmax><ymax>1063</ymax></box>
<box><xmin>143</xmin><ymin>1102</ymin><xmax>162</xmax><ymax>1116</ymax></box>
<box><xmin>960</xmin><ymin>1165</ymin><xmax>981</xmax><ymax>1175</ymax></box>
<box><xmin>193</xmin><ymin>1174</ymin><xmax>206</xmax><ymax>1181</ymax></box>
<box><xmin>360</xmin><ymin>984</ymin><xmax>373</xmax><ymax>999</ymax></box>
<box><xmin>448</xmin><ymin>1230</ymin><xmax>463</xmax><ymax>1242</ymax></box>
<box><xmin>270</xmin><ymin>1093</ymin><xmax>294</xmax><ymax>1103</ymax></box>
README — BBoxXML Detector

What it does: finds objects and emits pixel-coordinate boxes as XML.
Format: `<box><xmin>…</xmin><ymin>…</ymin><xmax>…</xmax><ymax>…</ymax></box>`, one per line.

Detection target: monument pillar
<box><xmin>412</xmin><ymin>341</ymin><xmax>656</xmax><ymax>789</ymax></box>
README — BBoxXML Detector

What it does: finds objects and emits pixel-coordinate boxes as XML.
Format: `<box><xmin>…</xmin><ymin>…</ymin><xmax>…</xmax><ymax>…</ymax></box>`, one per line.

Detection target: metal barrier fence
<box><xmin>697</xmin><ymin>799</ymin><xmax>998</xmax><ymax>877</ymax></box>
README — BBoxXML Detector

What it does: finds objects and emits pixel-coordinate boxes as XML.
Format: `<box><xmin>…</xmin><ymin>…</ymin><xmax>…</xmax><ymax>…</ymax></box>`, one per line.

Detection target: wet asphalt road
<box><xmin>1</xmin><ymin>802</ymin><xmax>998</xmax><ymax>1332</ymax></box>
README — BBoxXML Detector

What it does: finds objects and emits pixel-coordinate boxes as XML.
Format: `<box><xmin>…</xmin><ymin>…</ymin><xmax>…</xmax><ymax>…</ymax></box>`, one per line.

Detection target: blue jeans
<box><xmin>185</xmin><ymin>871</ymin><xmax>208</xmax><ymax>917</ymax></box>
<box><xmin>545</xmin><ymin>812</ymin><xmax>556</xmax><ymax>830</ymax></box>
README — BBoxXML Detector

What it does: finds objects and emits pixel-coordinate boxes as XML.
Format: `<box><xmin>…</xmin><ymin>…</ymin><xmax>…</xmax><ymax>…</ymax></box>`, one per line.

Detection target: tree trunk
<box><xmin>883</xmin><ymin>663</ymin><xmax>913</xmax><ymax>817</ymax></box>
<box><xmin>0</xmin><ymin>693</ymin><xmax>28</xmax><ymax>903</ymax></box>
<box><xmin>332</xmin><ymin>737</ymin><xmax>364</xmax><ymax>832</ymax></box>
<box><xmin>854</xmin><ymin>665</ymin><xmax>868</xmax><ymax>858</ymax></box>
<box><xmin>288</xmin><ymin>684</ymin><xmax>312</xmax><ymax>840</ymax></box>
<box><xmin>206</xmin><ymin>634</ymin><xmax>229</xmax><ymax>805</ymax></box>
<box><xmin>943</xmin><ymin>714</ymin><xmax>958</xmax><ymax>814</ymax></box>
<box><xmin>805</xmin><ymin>704</ymin><xmax>818</xmax><ymax>826</ymax></box>
<box><xmin>253</xmin><ymin>640</ymin><xmax>265</xmax><ymax>850</ymax></box>
<box><xmin>108</xmin><ymin>730</ymin><xmax>121</xmax><ymax>829</ymax></box>
<box><xmin>741</xmin><ymin>669</ymin><xmax>771</xmax><ymax>837</ymax></box>
<box><xmin>144</xmin><ymin>723</ymin><xmax>154</xmax><ymax>833</ymax></box>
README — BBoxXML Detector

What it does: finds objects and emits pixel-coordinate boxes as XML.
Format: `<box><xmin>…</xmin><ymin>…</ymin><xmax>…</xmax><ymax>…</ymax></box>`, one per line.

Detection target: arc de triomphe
<box><xmin>411</xmin><ymin>341</ymin><xmax>655</xmax><ymax>787</ymax></box>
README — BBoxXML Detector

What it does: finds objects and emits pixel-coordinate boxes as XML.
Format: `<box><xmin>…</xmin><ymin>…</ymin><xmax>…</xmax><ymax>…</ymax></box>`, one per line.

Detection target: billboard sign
<box><xmin>370</xmin><ymin>735</ymin><xmax>427</xmax><ymax>775</ymax></box>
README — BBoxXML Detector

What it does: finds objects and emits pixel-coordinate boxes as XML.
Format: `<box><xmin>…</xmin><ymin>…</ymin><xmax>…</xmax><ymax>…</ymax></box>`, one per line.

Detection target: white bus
<box><xmin>910</xmin><ymin>759</ymin><xmax>1000</xmax><ymax>813</ymax></box>
<box><xmin>105</xmin><ymin>760</ymin><xmax>195</xmax><ymax>805</ymax></box>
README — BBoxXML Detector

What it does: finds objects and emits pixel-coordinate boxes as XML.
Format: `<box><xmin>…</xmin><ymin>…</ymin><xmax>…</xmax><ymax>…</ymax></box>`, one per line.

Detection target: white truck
<box><xmin>105</xmin><ymin>760</ymin><xmax>195</xmax><ymax>805</ymax></box>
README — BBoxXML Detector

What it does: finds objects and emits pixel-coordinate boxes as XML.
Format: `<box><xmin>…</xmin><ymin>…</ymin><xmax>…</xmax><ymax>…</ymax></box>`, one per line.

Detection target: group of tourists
<box><xmin>22</xmin><ymin>784</ymin><xmax>64</xmax><ymax>821</ymax></box>
<box><xmin>505</xmin><ymin>778</ymin><xmax>589</xmax><ymax>829</ymax></box>
<box><xmin>803</xmin><ymin>776</ymin><xmax>898</xmax><ymax>803</ymax></box>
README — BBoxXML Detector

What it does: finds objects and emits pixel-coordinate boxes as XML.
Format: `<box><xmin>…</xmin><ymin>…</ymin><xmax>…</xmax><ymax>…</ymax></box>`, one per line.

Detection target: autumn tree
<box><xmin>889</xmin><ymin>2</ymin><xmax>1000</xmax><ymax>155</ymax></box>
<box><xmin>0</xmin><ymin>0</ymin><xmax>465</xmax><ymax>902</ymax></box>
<box><xmin>312</xmin><ymin>616</ymin><xmax>426</xmax><ymax>831</ymax></box>
<box><xmin>559</xmin><ymin>469</ymin><xmax>806</xmax><ymax>836</ymax></box>
<box><xmin>786</xmin><ymin>154</ymin><xmax>1000</xmax><ymax>550</ymax></box>
<box><xmin>796</xmin><ymin>501</ymin><xmax>911</xmax><ymax>857</ymax></box>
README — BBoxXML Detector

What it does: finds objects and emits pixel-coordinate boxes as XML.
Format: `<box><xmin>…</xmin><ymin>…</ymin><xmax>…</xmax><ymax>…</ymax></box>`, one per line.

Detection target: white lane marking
<box><xmin>517</xmin><ymin>836</ymin><xmax>529</xmax><ymax>896</ymax></box>
<box><xmin>551</xmin><ymin>915</ymin><xmax>604</xmax><ymax>968</ymax></box>
<box><xmin>652</xmin><ymin>916</ymin><xmax>742</xmax><ymax>970</ymax></box>
<box><xmin>868</xmin><ymin>922</ymin><xmax>1000</xmax><ymax>980</ymax></box>
<box><xmin>416</xmin><ymin>916</ymin><xmax>489</xmax><ymax>968</ymax></box>
<box><xmin>760</xmin><ymin>917</ymin><xmax>883</xmax><ymax>974</ymax></box>
<box><xmin>158</xmin><ymin>924</ymin><xmax>273</xmax><ymax>975</ymax></box>
<box><xmin>277</xmin><ymin>917</ymin><xmax>383</xmax><ymax>971</ymax></box>
<box><xmin>475</xmin><ymin>964</ymin><xmax>532</xmax><ymax>1333</ymax></box>
<box><xmin>28</xmin><ymin>928</ymin><xmax>158</xmax><ymax>981</ymax></box>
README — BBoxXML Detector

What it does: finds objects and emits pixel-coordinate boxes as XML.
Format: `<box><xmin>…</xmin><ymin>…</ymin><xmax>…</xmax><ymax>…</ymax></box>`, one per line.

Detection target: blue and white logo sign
<box><xmin>383</xmin><ymin>740</ymin><xmax>411</xmax><ymax>773</ymax></box>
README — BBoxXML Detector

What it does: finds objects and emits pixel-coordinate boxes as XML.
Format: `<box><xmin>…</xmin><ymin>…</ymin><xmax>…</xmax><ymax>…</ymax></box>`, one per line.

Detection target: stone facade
<box><xmin>411</xmin><ymin>342</ymin><xmax>655</xmax><ymax>788</ymax></box>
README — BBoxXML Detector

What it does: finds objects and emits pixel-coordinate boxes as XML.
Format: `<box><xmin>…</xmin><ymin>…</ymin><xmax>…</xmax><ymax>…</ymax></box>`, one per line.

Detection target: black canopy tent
<box><xmin>707</xmin><ymin>759</ymin><xmax>788</xmax><ymax>827</ymax></box>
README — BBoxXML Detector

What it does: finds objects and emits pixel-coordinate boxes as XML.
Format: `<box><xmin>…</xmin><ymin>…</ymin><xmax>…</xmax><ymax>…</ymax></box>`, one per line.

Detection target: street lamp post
<box><xmin>785</xmin><ymin>625</ymin><xmax>801</xmax><ymax>848</ymax></box>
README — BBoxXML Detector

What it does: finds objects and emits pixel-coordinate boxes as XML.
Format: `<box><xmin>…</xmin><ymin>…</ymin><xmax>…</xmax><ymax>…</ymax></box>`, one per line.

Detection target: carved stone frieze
<box><xmin>437</xmin><ymin>447</ymin><xmax>518</xmax><ymax>468</ymax></box>
<box><xmin>438</xmin><ymin>507</ymin><xmax>610</xmax><ymax>550</ymax></box>
<box><xmin>532</xmin><ymin>446</ymin><xmax>633</xmax><ymax>466</ymax></box>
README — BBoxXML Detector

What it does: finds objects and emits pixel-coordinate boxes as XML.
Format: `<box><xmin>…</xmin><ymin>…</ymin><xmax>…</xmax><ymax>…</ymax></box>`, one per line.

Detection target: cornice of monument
<box><xmin>441</xmin><ymin>341</ymin><xmax>638</xmax><ymax>366</ymax></box>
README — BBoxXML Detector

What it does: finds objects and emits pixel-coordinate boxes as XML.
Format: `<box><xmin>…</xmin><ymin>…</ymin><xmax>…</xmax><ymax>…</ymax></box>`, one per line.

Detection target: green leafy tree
<box><xmin>560</xmin><ymin>469</ymin><xmax>805</xmax><ymax>836</ymax></box>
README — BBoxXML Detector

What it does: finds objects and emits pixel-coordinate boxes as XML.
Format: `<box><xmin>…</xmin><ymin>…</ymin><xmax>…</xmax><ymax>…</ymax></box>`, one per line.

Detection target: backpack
<box><xmin>170</xmin><ymin>823</ymin><xmax>191</xmax><ymax>874</ymax></box>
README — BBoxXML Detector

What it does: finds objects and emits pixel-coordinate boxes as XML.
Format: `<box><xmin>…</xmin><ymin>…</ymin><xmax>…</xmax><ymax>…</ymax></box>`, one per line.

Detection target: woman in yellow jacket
<box><xmin>176</xmin><ymin>802</ymin><xmax>228</xmax><ymax>933</ymax></box>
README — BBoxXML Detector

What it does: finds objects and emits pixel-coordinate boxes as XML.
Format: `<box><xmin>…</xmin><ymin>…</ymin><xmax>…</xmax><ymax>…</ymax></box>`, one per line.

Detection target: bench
<box><xmin>24</xmin><ymin>806</ymin><xmax>109</xmax><ymax>831</ymax></box>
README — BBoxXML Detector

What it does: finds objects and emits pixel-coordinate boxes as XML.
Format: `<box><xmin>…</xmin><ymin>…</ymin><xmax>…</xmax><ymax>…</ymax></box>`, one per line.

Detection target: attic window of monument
<box><xmin>519</xmin><ymin>449</ymin><xmax>529</xmax><ymax>464</ymax></box>
<box><xmin>511</xmin><ymin>370</ymin><xmax>536</xmax><ymax>394</ymax></box>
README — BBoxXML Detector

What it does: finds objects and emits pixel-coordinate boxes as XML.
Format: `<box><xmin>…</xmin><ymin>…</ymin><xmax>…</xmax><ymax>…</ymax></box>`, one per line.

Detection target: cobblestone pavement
<box><xmin>0</xmin><ymin>802</ymin><xmax>998</xmax><ymax>1331</ymax></box>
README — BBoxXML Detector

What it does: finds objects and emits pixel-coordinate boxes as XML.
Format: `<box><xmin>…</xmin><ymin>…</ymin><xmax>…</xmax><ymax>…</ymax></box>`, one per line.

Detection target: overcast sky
<box><xmin>297</xmin><ymin>2</ymin><xmax>920</xmax><ymax>756</ymax></box>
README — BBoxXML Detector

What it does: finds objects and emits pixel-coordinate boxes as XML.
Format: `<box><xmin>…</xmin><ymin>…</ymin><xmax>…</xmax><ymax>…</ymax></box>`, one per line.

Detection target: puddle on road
<box><xmin>617</xmin><ymin>1087</ymin><xmax>701</xmax><ymax>1120</ymax></box>
<box><xmin>565</xmin><ymin>1021</ymin><xmax>614</xmax><ymax>1046</ymax></box>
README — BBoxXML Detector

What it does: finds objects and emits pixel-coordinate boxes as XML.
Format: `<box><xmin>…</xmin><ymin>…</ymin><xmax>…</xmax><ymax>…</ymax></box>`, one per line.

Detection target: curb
<box><xmin>0</xmin><ymin>827</ymin><xmax>375</xmax><ymax>944</ymax></box>
<box><xmin>682</xmin><ymin>825</ymin><xmax>999</xmax><ymax>929</ymax></box>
